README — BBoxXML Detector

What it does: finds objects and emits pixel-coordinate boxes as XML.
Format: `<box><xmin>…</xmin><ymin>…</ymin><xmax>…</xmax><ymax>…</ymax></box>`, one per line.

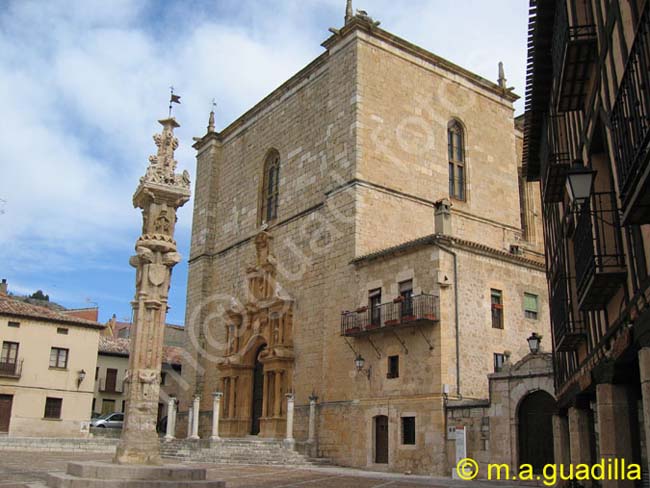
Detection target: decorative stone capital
<box><xmin>213</xmin><ymin>392</ymin><xmax>223</xmax><ymax>400</ymax></box>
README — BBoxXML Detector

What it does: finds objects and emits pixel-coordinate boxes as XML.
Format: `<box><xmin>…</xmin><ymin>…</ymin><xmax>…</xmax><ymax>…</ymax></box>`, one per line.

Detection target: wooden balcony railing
<box><xmin>573</xmin><ymin>192</ymin><xmax>626</xmax><ymax>310</ymax></box>
<box><xmin>341</xmin><ymin>294</ymin><xmax>439</xmax><ymax>337</ymax></box>
<box><xmin>0</xmin><ymin>359</ymin><xmax>22</xmax><ymax>379</ymax></box>
<box><xmin>610</xmin><ymin>2</ymin><xmax>650</xmax><ymax>224</ymax></box>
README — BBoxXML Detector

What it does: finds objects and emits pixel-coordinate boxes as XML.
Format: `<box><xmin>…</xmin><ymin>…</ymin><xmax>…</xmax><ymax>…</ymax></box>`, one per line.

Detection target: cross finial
<box><xmin>498</xmin><ymin>62</ymin><xmax>507</xmax><ymax>89</ymax></box>
<box><xmin>345</xmin><ymin>0</ymin><xmax>353</xmax><ymax>24</ymax></box>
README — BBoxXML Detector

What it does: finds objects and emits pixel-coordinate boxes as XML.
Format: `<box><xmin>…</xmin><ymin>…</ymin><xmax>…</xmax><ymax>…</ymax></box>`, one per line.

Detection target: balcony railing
<box><xmin>341</xmin><ymin>294</ymin><xmax>440</xmax><ymax>337</ymax></box>
<box><xmin>610</xmin><ymin>3</ymin><xmax>650</xmax><ymax>225</ymax></box>
<box><xmin>0</xmin><ymin>359</ymin><xmax>22</xmax><ymax>379</ymax></box>
<box><xmin>551</xmin><ymin>275</ymin><xmax>585</xmax><ymax>352</ymax></box>
<box><xmin>99</xmin><ymin>378</ymin><xmax>123</xmax><ymax>394</ymax></box>
<box><xmin>541</xmin><ymin>113</ymin><xmax>576</xmax><ymax>203</ymax></box>
<box><xmin>551</xmin><ymin>0</ymin><xmax>597</xmax><ymax>112</ymax></box>
<box><xmin>573</xmin><ymin>192</ymin><xmax>626</xmax><ymax>310</ymax></box>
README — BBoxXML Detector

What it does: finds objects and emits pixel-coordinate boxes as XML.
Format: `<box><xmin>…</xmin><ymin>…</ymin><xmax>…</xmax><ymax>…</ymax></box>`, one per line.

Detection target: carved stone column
<box><xmin>285</xmin><ymin>393</ymin><xmax>295</xmax><ymax>447</ymax></box>
<box><xmin>164</xmin><ymin>397</ymin><xmax>176</xmax><ymax>441</ymax></box>
<box><xmin>187</xmin><ymin>408</ymin><xmax>193</xmax><ymax>439</ymax></box>
<box><xmin>211</xmin><ymin>392</ymin><xmax>223</xmax><ymax>441</ymax></box>
<box><xmin>114</xmin><ymin>118</ymin><xmax>191</xmax><ymax>465</ymax></box>
<box><xmin>191</xmin><ymin>396</ymin><xmax>200</xmax><ymax>440</ymax></box>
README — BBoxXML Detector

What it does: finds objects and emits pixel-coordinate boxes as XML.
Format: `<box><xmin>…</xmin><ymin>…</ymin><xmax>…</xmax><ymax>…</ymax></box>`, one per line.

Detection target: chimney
<box><xmin>434</xmin><ymin>199</ymin><xmax>452</xmax><ymax>235</ymax></box>
<box><xmin>0</xmin><ymin>279</ymin><xmax>7</xmax><ymax>296</ymax></box>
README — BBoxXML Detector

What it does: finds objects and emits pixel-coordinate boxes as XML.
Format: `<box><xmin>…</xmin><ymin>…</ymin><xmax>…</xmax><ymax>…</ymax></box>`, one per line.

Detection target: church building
<box><xmin>180</xmin><ymin>3</ymin><xmax>551</xmax><ymax>475</ymax></box>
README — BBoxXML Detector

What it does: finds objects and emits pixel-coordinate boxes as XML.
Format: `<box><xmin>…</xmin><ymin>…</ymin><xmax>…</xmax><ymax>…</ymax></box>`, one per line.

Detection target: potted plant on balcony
<box><xmin>393</xmin><ymin>296</ymin><xmax>405</xmax><ymax>303</ymax></box>
<box><xmin>385</xmin><ymin>318</ymin><xmax>400</xmax><ymax>326</ymax></box>
<box><xmin>355</xmin><ymin>306</ymin><xmax>368</xmax><ymax>313</ymax></box>
<box><xmin>346</xmin><ymin>325</ymin><xmax>361</xmax><ymax>334</ymax></box>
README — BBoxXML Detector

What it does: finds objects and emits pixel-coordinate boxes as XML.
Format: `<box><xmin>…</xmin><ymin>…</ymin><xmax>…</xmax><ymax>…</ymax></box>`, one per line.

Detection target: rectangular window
<box><xmin>387</xmin><ymin>356</ymin><xmax>400</xmax><ymax>379</ymax></box>
<box><xmin>491</xmin><ymin>289</ymin><xmax>504</xmax><ymax>329</ymax></box>
<box><xmin>457</xmin><ymin>166</ymin><xmax>465</xmax><ymax>200</ymax></box>
<box><xmin>402</xmin><ymin>417</ymin><xmax>416</xmax><ymax>445</ymax></box>
<box><xmin>121</xmin><ymin>400</ymin><xmax>126</xmax><ymax>412</ymax></box>
<box><xmin>524</xmin><ymin>293</ymin><xmax>539</xmax><ymax>320</ymax></box>
<box><xmin>369</xmin><ymin>289</ymin><xmax>382</xmax><ymax>326</ymax></box>
<box><xmin>95</xmin><ymin>367</ymin><xmax>99</xmax><ymax>381</ymax></box>
<box><xmin>44</xmin><ymin>397</ymin><xmax>62</xmax><ymax>419</ymax></box>
<box><xmin>494</xmin><ymin>353</ymin><xmax>505</xmax><ymax>372</ymax></box>
<box><xmin>49</xmin><ymin>347</ymin><xmax>69</xmax><ymax>369</ymax></box>
<box><xmin>7</xmin><ymin>321</ymin><xmax>19</xmax><ymax>328</ymax></box>
<box><xmin>160</xmin><ymin>372</ymin><xmax>167</xmax><ymax>386</ymax></box>
<box><xmin>101</xmin><ymin>399</ymin><xmax>115</xmax><ymax>415</ymax></box>
<box><xmin>0</xmin><ymin>342</ymin><xmax>19</xmax><ymax>374</ymax></box>
<box><xmin>56</xmin><ymin>328</ymin><xmax>69</xmax><ymax>335</ymax></box>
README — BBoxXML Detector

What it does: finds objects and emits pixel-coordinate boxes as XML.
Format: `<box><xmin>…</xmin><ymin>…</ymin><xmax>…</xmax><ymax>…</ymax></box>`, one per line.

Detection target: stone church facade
<box><xmin>180</xmin><ymin>9</ymin><xmax>552</xmax><ymax>475</ymax></box>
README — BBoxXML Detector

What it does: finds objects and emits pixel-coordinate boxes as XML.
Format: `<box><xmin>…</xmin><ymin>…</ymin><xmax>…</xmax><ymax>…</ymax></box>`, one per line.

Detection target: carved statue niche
<box><xmin>154</xmin><ymin>208</ymin><xmax>172</xmax><ymax>234</ymax></box>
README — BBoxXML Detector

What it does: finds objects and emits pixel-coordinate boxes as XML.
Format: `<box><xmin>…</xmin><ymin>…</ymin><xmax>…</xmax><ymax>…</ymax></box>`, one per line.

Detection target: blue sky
<box><xmin>0</xmin><ymin>0</ymin><xmax>529</xmax><ymax>325</ymax></box>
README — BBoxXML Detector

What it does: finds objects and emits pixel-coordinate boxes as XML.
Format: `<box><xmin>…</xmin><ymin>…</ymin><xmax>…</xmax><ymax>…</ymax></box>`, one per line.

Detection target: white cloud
<box><xmin>0</xmin><ymin>0</ymin><xmax>528</xmax><ymax>309</ymax></box>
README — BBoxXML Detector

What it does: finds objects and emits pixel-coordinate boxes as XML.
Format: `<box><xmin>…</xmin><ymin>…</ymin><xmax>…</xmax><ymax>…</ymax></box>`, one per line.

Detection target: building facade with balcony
<box><xmin>0</xmin><ymin>292</ymin><xmax>104</xmax><ymax>437</ymax></box>
<box><xmin>524</xmin><ymin>0</ymin><xmax>650</xmax><ymax>481</ymax></box>
<box><xmin>181</xmin><ymin>6</ymin><xmax>552</xmax><ymax>475</ymax></box>
<box><xmin>93</xmin><ymin>337</ymin><xmax>184</xmax><ymax>424</ymax></box>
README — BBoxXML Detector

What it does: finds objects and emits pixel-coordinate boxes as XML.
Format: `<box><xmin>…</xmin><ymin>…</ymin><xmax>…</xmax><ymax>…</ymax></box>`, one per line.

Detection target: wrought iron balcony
<box><xmin>551</xmin><ymin>275</ymin><xmax>585</xmax><ymax>352</ymax></box>
<box><xmin>551</xmin><ymin>0</ymin><xmax>597</xmax><ymax>112</ymax></box>
<box><xmin>341</xmin><ymin>294</ymin><xmax>439</xmax><ymax>337</ymax></box>
<box><xmin>0</xmin><ymin>359</ymin><xmax>22</xmax><ymax>379</ymax></box>
<box><xmin>573</xmin><ymin>192</ymin><xmax>626</xmax><ymax>310</ymax></box>
<box><xmin>540</xmin><ymin>113</ymin><xmax>575</xmax><ymax>203</ymax></box>
<box><xmin>99</xmin><ymin>378</ymin><xmax>123</xmax><ymax>394</ymax></box>
<box><xmin>611</xmin><ymin>3</ymin><xmax>650</xmax><ymax>225</ymax></box>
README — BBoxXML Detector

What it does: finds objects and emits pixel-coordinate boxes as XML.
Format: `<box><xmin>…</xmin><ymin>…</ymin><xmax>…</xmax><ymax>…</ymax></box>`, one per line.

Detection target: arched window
<box><xmin>261</xmin><ymin>150</ymin><xmax>280</xmax><ymax>224</ymax></box>
<box><xmin>448</xmin><ymin>121</ymin><xmax>466</xmax><ymax>201</ymax></box>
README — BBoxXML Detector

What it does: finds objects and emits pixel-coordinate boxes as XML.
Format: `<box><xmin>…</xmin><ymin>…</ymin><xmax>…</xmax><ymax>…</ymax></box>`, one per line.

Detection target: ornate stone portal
<box><xmin>114</xmin><ymin>118</ymin><xmax>191</xmax><ymax>465</ymax></box>
<box><xmin>217</xmin><ymin>231</ymin><xmax>295</xmax><ymax>438</ymax></box>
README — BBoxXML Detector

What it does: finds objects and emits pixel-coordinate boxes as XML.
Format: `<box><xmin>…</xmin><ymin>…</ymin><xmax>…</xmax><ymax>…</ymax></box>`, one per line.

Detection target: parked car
<box><xmin>90</xmin><ymin>412</ymin><xmax>124</xmax><ymax>429</ymax></box>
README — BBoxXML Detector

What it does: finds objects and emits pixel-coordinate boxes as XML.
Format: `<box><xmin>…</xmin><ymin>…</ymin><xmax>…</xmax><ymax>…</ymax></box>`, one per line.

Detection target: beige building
<box><xmin>0</xmin><ymin>287</ymin><xmax>104</xmax><ymax>437</ymax></box>
<box><xmin>93</xmin><ymin>336</ymin><xmax>184</xmax><ymax>423</ymax></box>
<box><xmin>181</xmin><ymin>6</ymin><xmax>551</xmax><ymax>475</ymax></box>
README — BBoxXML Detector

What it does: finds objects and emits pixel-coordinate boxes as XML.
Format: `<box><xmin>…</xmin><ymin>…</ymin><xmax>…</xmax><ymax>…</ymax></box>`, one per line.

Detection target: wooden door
<box><xmin>250</xmin><ymin>346</ymin><xmax>265</xmax><ymax>435</ymax></box>
<box><xmin>375</xmin><ymin>415</ymin><xmax>389</xmax><ymax>464</ymax></box>
<box><xmin>0</xmin><ymin>395</ymin><xmax>13</xmax><ymax>433</ymax></box>
<box><xmin>518</xmin><ymin>390</ymin><xmax>556</xmax><ymax>472</ymax></box>
<box><xmin>105</xmin><ymin>368</ymin><xmax>117</xmax><ymax>392</ymax></box>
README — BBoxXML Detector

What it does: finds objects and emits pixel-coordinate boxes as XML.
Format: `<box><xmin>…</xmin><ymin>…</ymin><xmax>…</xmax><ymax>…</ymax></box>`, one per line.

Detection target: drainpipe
<box><xmin>435</xmin><ymin>240</ymin><xmax>461</xmax><ymax>398</ymax></box>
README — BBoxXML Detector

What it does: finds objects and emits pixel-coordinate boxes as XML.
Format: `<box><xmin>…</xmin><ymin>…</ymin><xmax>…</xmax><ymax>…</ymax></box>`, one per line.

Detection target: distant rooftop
<box><xmin>98</xmin><ymin>336</ymin><xmax>183</xmax><ymax>366</ymax></box>
<box><xmin>0</xmin><ymin>295</ymin><xmax>104</xmax><ymax>330</ymax></box>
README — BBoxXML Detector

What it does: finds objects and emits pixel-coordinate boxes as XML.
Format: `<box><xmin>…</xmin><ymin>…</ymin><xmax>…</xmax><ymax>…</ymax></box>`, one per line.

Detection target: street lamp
<box><xmin>565</xmin><ymin>160</ymin><xmax>596</xmax><ymax>205</ymax></box>
<box><xmin>527</xmin><ymin>333</ymin><xmax>541</xmax><ymax>354</ymax></box>
<box><xmin>354</xmin><ymin>354</ymin><xmax>371</xmax><ymax>380</ymax></box>
<box><xmin>77</xmin><ymin>369</ymin><xmax>87</xmax><ymax>388</ymax></box>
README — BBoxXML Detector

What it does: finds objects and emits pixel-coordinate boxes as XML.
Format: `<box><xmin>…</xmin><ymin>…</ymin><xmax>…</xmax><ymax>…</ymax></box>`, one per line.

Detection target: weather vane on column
<box><xmin>169</xmin><ymin>86</ymin><xmax>181</xmax><ymax>117</ymax></box>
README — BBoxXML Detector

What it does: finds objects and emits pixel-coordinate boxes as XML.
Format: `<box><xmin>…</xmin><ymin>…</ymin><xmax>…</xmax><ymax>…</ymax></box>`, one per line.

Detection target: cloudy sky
<box><xmin>0</xmin><ymin>0</ymin><xmax>529</xmax><ymax>325</ymax></box>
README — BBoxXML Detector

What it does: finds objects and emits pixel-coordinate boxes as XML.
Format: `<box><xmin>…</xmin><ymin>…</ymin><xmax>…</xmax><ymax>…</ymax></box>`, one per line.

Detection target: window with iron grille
<box><xmin>387</xmin><ymin>356</ymin><xmax>399</xmax><ymax>379</ymax></box>
<box><xmin>448</xmin><ymin>120</ymin><xmax>466</xmax><ymax>201</ymax></box>
<box><xmin>402</xmin><ymin>417</ymin><xmax>416</xmax><ymax>445</ymax></box>
<box><xmin>7</xmin><ymin>321</ymin><xmax>19</xmax><ymax>328</ymax></box>
<box><xmin>57</xmin><ymin>328</ymin><xmax>68</xmax><ymax>335</ymax></box>
<box><xmin>494</xmin><ymin>353</ymin><xmax>505</xmax><ymax>372</ymax></box>
<box><xmin>491</xmin><ymin>289</ymin><xmax>504</xmax><ymax>329</ymax></box>
<box><xmin>49</xmin><ymin>347</ymin><xmax>69</xmax><ymax>369</ymax></box>
<box><xmin>260</xmin><ymin>150</ymin><xmax>280</xmax><ymax>224</ymax></box>
<box><xmin>524</xmin><ymin>293</ymin><xmax>539</xmax><ymax>320</ymax></box>
<box><xmin>44</xmin><ymin>397</ymin><xmax>62</xmax><ymax>419</ymax></box>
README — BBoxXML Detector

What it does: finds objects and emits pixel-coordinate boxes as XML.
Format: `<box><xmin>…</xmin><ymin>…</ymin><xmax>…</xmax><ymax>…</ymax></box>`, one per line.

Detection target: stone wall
<box><xmin>182</xmin><ymin>19</ymin><xmax>550</xmax><ymax>476</ymax></box>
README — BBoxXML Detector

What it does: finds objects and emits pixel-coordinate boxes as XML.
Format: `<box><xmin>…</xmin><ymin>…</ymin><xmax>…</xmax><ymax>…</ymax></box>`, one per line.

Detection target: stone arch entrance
<box><xmin>518</xmin><ymin>390</ymin><xmax>556</xmax><ymax>472</ymax></box>
<box><xmin>374</xmin><ymin>415</ymin><xmax>389</xmax><ymax>464</ymax></box>
<box><xmin>251</xmin><ymin>345</ymin><xmax>266</xmax><ymax>435</ymax></box>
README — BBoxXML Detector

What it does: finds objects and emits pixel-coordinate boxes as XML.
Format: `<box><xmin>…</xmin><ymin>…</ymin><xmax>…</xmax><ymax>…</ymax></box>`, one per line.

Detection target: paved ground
<box><xmin>0</xmin><ymin>452</ymin><xmax>540</xmax><ymax>488</ymax></box>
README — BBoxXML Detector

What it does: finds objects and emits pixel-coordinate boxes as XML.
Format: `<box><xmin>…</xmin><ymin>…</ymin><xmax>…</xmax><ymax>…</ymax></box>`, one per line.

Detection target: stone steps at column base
<box><xmin>45</xmin><ymin>474</ymin><xmax>224</xmax><ymax>488</ymax></box>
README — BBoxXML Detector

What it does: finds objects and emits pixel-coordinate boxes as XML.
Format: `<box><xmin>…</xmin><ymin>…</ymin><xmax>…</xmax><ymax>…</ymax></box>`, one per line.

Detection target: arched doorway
<box><xmin>374</xmin><ymin>415</ymin><xmax>389</xmax><ymax>464</ymax></box>
<box><xmin>518</xmin><ymin>390</ymin><xmax>556</xmax><ymax>472</ymax></box>
<box><xmin>250</xmin><ymin>345</ymin><xmax>266</xmax><ymax>435</ymax></box>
